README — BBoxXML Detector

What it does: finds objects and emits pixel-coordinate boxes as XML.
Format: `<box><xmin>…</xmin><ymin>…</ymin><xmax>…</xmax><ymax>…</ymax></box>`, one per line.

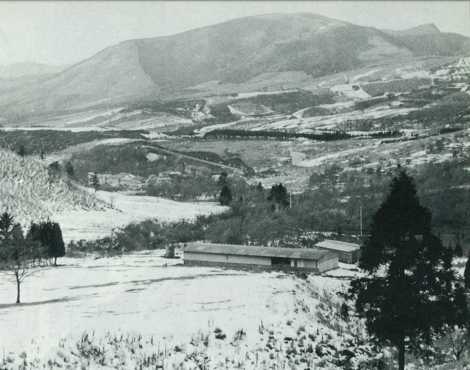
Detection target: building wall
<box><xmin>317</xmin><ymin>247</ymin><xmax>359</xmax><ymax>264</ymax></box>
<box><xmin>184</xmin><ymin>252</ymin><xmax>337</xmax><ymax>273</ymax></box>
<box><xmin>184</xmin><ymin>252</ymin><xmax>271</xmax><ymax>266</ymax></box>
<box><xmin>318</xmin><ymin>257</ymin><xmax>339</xmax><ymax>273</ymax></box>
<box><xmin>291</xmin><ymin>259</ymin><xmax>318</xmax><ymax>269</ymax></box>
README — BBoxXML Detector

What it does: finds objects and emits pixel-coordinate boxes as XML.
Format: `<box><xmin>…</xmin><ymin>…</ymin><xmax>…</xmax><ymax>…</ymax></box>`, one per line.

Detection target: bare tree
<box><xmin>0</xmin><ymin>212</ymin><xmax>43</xmax><ymax>304</ymax></box>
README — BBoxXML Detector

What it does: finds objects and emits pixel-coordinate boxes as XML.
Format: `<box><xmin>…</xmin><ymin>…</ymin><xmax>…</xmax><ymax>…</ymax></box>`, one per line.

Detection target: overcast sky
<box><xmin>0</xmin><ymin>1</ymin><xmax>469</xmax><ymax>66</ymax></box>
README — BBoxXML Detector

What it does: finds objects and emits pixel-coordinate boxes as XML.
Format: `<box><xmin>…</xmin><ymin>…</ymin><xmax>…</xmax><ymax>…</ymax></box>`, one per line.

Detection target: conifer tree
<box><xmin>29</xmin><ymin>221</ymin><xmax>65</xmax><ymax>265</ymax></box>
<box><xmin>267</xmin><ymin>183</ymin><xmax>289</xmax><ymax>210</ymax></box>
<box><xmin>91</xmin><ymin>173</ymin><xmax>99</xmax><ymax>191</ymax></box>
<box><xmin>350</xmin><ymin>170</ymin><xmax>468</xmax><ymax>370</ymax></box>
<box><xmin>50</xmin><ymin>222</ymin><xmax>65</xmax><ymax>265</ymax></box>
<box><xmin>219</xmin><ymin>184</ymin><xmax>232</xmax><ymax>206</ymax></box>
<box><xmin>65</xmin><ymin>161</ymin><xmax>75</xmax><ymax>178</ymax></box>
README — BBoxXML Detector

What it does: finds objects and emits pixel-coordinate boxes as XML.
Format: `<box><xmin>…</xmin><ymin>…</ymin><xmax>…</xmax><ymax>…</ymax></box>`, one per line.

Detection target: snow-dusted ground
<box><xmin>54</xmin><ymin>189</ymin><xmax>228</xmax><ymax>242</ymax></box>
<box><xmin>0</xmin><ymin>251</ymin><xmax>346</xmax><ymax>357</ymax></box>
<box><xmin>3</xmin><ymin>107</ymin><xmax>192</xmax><ymax>133</ymax></box>
<box><xmin>45</xmin><ymin>137</ymin><xmax>139</xmax><ymax>164</ymax></box>
<box><xmin>290</xmin><ymin>142</ymin><xmax>379</xmax><ymax>168</ymax></box>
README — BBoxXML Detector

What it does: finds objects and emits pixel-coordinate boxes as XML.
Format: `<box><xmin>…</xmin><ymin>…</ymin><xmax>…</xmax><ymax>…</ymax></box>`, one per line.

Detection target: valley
<box><xmin>0</xmin><ymin>9</ymin><xmax>469</xmax><ymax>370</ymax></box>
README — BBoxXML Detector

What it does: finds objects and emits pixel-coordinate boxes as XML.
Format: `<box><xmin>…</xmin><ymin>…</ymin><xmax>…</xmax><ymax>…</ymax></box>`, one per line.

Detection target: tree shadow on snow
<box><xmin>0</xmin><ymin>296</ymin><xmax>79</xmax><ymax>309</ymax></box>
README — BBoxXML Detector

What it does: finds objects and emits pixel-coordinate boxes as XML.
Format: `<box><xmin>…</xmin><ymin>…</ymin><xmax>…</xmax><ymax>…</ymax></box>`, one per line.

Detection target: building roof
<box><xmin>315</xmin><ymin>239</ymin><xmax>360</xmax><ymax>253</ymax></box>
<box><xmin>184</xmin><ymin>242</ymin><xmax>335</xmax><ymax>261</ymax></box>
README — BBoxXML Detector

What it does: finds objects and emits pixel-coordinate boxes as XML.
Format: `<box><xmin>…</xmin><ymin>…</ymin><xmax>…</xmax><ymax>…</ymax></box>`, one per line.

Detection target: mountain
<box><xmin>0</xmin><ymin>62</ymin><xmax>65</xmax><ymax>79</ymax></box>
<box><xmin>1</xmin><ymin>13</ymin><xmax>470</xmax><ymax>117</ymax></box>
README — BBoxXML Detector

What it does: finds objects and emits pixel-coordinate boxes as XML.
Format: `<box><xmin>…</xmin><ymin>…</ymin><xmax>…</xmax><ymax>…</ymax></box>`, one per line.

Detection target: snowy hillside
<box><xmin>0</xmin><ymin>148</ymin><xmax>101</xmax><ymax>227</ymax></box>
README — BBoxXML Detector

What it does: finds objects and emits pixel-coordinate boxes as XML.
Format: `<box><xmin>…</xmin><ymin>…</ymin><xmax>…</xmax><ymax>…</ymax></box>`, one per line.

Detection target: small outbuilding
<box><xmin>315</xmin><ymin>239</ymin><xmax>361</xmax><ymax>264</ymax></box>
<box><xmin>184</xmin><ymin>242</ymin><xmax>338</xmax><ymax>273</ymax></box>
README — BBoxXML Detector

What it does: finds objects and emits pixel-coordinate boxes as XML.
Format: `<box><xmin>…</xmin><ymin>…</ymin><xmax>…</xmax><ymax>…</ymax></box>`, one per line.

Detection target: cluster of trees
<box><xmin>0</xmin><ymin>213</ymin><xmax>65</xmax><ymax>303</ymax></box>
<box><xmin>218</xmin><ymin>173</ymin><xmax>290</xmax><ymax>211</ymax></box>
<box><xmin>204</xmin><ymin>129</ymin><xmax>351</xmax><ymax>141</ymax></box>
<box><xmin>308</xmin><ymin>161</ymin><xmax>470</xmax><ymax>244</ymax></box>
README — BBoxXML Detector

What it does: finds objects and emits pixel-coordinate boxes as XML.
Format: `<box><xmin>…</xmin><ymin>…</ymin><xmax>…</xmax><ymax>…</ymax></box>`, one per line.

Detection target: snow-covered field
<box><xmin>55</xmin><ymin>189</ymin><xmax>228</xmax><ymax>242</ymax></box>
<box><xmin>0</xmin><ymin>251</ymin><xmax>355</xmax><ymax>368</ymax></box>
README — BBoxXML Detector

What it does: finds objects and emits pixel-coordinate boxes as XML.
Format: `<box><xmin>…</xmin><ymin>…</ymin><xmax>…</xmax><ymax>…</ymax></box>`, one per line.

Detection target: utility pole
<box><xmin>289</xmin><ymin>192</ymin><xmax>292</xmax><ymax>209</ymax></box>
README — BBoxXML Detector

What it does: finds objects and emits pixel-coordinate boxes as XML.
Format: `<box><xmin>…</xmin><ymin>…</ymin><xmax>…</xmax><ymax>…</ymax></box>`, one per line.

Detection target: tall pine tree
<box><xmin>350</xmin><ymin>170</ymin><xmax>467</xmax><ymax>370</ymax></box>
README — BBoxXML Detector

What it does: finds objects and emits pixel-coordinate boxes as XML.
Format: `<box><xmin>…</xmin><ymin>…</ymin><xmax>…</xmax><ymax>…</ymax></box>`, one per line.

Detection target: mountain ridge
<box><xmin>1</xmin><ymin>13</ymin><xmax>469</xmax><ymax>117</ymax></box>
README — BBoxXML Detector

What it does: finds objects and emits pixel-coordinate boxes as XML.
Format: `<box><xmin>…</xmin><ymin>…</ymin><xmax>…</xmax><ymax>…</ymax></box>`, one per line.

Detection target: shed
<box><xmin>315</xmin><ymin>239</ymin><xmax>361</xmax><ymax>264</ymax></box>
<box><xmin>184</xmin><ymin>242</ymin><xmax>338</xmax><ymax>273</ymax></box>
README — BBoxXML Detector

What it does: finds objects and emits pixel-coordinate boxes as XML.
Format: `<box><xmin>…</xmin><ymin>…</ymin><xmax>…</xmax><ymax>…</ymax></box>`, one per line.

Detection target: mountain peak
<box><xmin>384</xmin><ymin>23</ymin><xmax>441</xmax><ymax>37</ymax></box>
<box><xmin>406</xmin><ymin>23</ymin><xmax>441</xmax><ymax>35</ymax></box>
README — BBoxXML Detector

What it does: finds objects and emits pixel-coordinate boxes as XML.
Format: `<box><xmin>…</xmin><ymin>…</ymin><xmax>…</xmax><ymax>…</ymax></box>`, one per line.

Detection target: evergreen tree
<box><xmin>219</xmin><ymin>184</ymin><xmax>232</xmax><ymax>206</ymax></box>
<box><xmin>91</xmin><ymin>173</ymin><xmax>99</xmax><ymax>191</ymax></box>
<box><xmin>217</xmin><ymin>171</ymin><xmax>228</xmax><ymax>186</ymax></box>
<box><xmin>350</xmin><ymin>170</ymin><xmax>468</xmax><ymax>370</ymax></box>
<box><xmin>454</xmin><ymin>242</ymin><xmax>463</xmax><ymax>257</ymax></box>
<box><xmin>29</xmin><ymin>221</ymin><xmax>65</xmax><ymax>265</ymax></box>
<box><xmin>65</xmin><ymin>161</ymin><xmax>75</xmax><ymax>178</ymax></box>
<box><xmin>26</xmin><ymin>223</ymin><xmax>46</xmax><ymax>263</ymax></box>
<box><xmin>50</xmin><ymin>222</ymin><xmax>65</xmax><ymax>265</ymax></box>
<box><xmin>465</xmin><ymin>257</ymin><xmax>470</xmax><ymax>290</ymax></box>
<box><xmin>267</xmin><ymin>183</ymin><xmax>289</xmax><ymax>210</ymax></box>
<box><xmin>17</xmin><ymin>145</ymin><xmax>26</xmax><ymax>158</ymax></box>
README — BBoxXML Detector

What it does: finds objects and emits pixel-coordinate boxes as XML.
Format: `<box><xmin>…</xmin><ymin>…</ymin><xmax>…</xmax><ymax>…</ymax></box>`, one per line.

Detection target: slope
<box><xmin>0</xmin><ymin>148</ymin><xmax>101</xmax><ymax>227</ymax></box>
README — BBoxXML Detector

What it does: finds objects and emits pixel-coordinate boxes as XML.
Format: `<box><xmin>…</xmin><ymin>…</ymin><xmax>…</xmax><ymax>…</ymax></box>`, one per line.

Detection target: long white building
<box><xmin>184</xmin><ymin>242</ymin><xmax>338</xmax><ymax>273</ymax></box>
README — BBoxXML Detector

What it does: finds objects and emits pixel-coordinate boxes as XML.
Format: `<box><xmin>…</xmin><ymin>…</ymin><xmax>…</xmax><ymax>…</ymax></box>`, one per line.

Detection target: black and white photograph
<box><xmin>0</xmin><ymin>1</ymin><xmax>470</xmax><ymax>368</ymax></box>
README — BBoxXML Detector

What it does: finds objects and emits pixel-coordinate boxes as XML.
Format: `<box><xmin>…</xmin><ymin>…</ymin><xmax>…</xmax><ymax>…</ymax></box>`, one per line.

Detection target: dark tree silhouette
<box><xmin>50</xmin><ymin>222</ymin><xmax>65</xmax><ymax>265</ymax></box>
<box><xmin>65</xmin><ymin>161</ymin><xmax>75</xmax><ymax>178</ymax></box>
<box><xmin>219</xmin><ymin>185</ymin><xmax>232</xmax><ymax>206</ymax></box>
<box><xmin>268</xmin><ymin>183</ymin><xmax>289</xmax><ymax>210</ymax></box>
<box><xmin>217</xmin><ymin>172</ymin><xmax>228</xmax><ymax>186</ymax></box>
<box><xmin>350</xmin><ymin>170</ymin><xmax>468</xmax><ymax>370</ymax></box>
<box><xmin>17</xmin><ymin>145</ymin><xmax>26</xmax><ymax>157</ymax></box>
<box><xmin>91</xmin><ymin>173</ymin><xmax>99</xmax><ymax>191</ymax></box>
<box><xmin>454</xmin><ymin>240</ymin><xmax>464</xmax><ymax>257</ymax></box>
<box><xmin>29</xmin><ymin>221</ymin><xmax>65</xmax><ymax>266</ymax></box>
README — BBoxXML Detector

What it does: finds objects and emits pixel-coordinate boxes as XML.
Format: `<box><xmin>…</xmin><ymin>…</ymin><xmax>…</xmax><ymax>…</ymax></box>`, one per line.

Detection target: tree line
<box><xmin>0</xmin><ymin>213</ymin><xmax>65</xmax><ymax>303</ymax></box>
<box><xmin>204</xmin><ymin>129</ymin><xmax>352</xmax><ymax>141</ymax></box>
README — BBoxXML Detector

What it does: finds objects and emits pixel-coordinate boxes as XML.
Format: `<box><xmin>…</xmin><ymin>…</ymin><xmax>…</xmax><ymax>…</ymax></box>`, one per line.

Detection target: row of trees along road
<box><xmin>350</xmin><ymin>171</ymin><xmax>469</xmax><ymax>370</ymax></box>
<box><xmin>0</xmin><ymin>213</ymin><xmax>65</xmax><ymax>303</ymax></box>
